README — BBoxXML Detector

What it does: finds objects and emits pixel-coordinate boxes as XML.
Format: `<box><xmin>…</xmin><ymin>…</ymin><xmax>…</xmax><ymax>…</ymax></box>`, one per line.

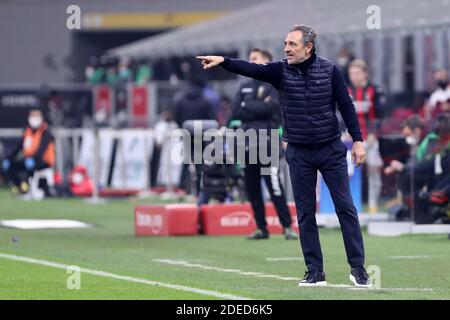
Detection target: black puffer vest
<box><xmin>279</xmin><ymin>55</ymin><xmax>341</xmax><ymax>145</ymax></box>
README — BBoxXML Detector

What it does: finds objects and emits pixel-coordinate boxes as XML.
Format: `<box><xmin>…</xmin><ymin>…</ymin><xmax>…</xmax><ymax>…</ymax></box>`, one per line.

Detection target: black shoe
<box><xmin>350</xmin><ymin>267</ymin><xmax>372</xmax><ymax>288</ymax></box>
<box><xmin>284</xmin><ymin>227</ymin><xmax>298</xmax><ymax>240</ymax></box>
<box><xmin>247</xmin><ymin>229</ymin><xmax>269</xmax><ymax>240</ymax></box>
<box><xmin>298</xmin><ymin>270</ymin><xmax>327</xmax><ymax>286</ymax></box>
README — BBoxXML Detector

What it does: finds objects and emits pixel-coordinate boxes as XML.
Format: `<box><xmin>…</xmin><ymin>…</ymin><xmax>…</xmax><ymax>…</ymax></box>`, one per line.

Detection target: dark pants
<box><xmin>4</xmin><ymin>158</ymin><xmax>49</xmax><ymax>187</ymax></box>
<box><xmin>150</xmin><ymin>145</ymin><xmax>161</xmax><ymax>187</ymax></box>
<box><xmin>244</xmin><ymin>163</ymin><xmax>292</xmax><ymax>232</ymax></box>
<box><xmin>285</xmin><ymin>138</ymin><xmax>365</xmax><ymax>272</ymax></box>
<box><xmin>179</xmin><ymin>163</ymin><xmax>202</xmax><ymax>195</ymax></box>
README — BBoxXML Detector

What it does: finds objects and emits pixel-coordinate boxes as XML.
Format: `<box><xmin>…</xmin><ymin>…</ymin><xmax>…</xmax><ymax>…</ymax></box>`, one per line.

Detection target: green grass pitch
<box><xmin>0</xmin><ymin>188</ymin><xmax>449</xmax><ymax>300</ymax></box>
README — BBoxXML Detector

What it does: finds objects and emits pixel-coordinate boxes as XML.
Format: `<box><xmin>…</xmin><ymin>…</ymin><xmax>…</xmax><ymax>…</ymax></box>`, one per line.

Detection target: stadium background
<box><xmin>0</xmin><ymin>0</ymin><xmax>449</xmax><ymax>300</ymax></box>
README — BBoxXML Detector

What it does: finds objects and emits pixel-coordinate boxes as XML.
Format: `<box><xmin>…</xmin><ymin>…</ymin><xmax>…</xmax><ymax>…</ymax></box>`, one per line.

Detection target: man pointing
<box><xmin>197</xmin><ymin>24</ymin><xmax>371</xmax><ymax>287</ymax></box>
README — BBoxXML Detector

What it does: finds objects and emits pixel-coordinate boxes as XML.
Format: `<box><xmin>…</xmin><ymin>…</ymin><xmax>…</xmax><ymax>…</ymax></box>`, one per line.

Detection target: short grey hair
<box><xmin>290</xmin><ymin>24</ymin><xmax>317</xmax><ymax>54</ymax></box>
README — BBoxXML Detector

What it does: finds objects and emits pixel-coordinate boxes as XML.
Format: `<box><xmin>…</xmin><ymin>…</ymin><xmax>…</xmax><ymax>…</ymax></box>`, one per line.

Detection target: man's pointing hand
<box><xmin>196</xmin><ymin>56</ymin><xmax>224</xmax><ymax>69</ymax></box>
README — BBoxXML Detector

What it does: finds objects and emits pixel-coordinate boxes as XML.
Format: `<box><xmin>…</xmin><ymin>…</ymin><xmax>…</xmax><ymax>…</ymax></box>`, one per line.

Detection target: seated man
<box><xmin>385</xmin><ymin>113</ymin><xmax>450</xmax><ymax>222</ymax></box>
<box><xmin>2</xmin><ymin>108</ymin><xmax>55</xmax><ymax>194</ymax></box>
<box><xmin>397</xmin><ymin>148</ymin><xmax>449</xmax><ymax>224</ymax></box>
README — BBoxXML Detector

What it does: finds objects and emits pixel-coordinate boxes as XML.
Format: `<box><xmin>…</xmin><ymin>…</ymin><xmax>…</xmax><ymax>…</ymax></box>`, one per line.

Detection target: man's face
<box><xmin>349</xmin><ymin>66</ymin><xmax>368</xmax><ymax>87</ymax></box>
<box><xmin>401</xmin><ymin>126</ymin><xmax>413</xmax><ymax>138</ymax></box>
<box><xmin>434</xmin><ymin>70</ymin><xmax>448</xmax><ymax>82</ymax></box>
<box><xmin>29</xmin><ymin>110</ymin><xmax>42</xmax><ymax>118</ymax></box>
<box><xmin>248</xmin><ymin>51</ymin><xmax>269</xmax><ymax>65</ymax></box>
<box><xmin>284</xmin><ymin>31</ymin><xmax>311</xmax><ymax>64</ymax></box>
<box><xmin>28</xmin><ymin>110</ymin><xmax>43</xmax><ymax>129</ymax></box>
<box><xmin>401</xmin><ymin>126</ymin><xmax>421</xmax><ymax>140</ymax></box>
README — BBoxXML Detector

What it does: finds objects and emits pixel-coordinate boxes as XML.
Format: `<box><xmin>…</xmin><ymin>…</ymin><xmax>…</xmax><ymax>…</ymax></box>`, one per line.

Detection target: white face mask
<box><xmin>337</xmin><ymin>57</ymin><xmax>349</xmax><ymax>67</ymax></box>
<box><xmin>72</xmin><ymin>172</ymin><xmax>84</xmax><ymax>185</ymax></box>
<box><xmin>405</xmin><ymin>135</ymin><xmax>417</xmax><ymax>146</ymax></box>
<box><xmin>28</xmin><ymin>116</ymin><xmax>43</xmax><ymax>129</ymax></box>
<box><xmin>85</xmin><ymin>67</ymin><xmax>94</xmax><ymax>78</ymax></box>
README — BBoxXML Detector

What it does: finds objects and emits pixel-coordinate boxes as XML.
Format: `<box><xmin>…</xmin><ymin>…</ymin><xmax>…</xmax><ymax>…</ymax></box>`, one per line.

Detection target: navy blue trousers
<box><xmin>285</xmin><ymin>138</ymin><xmax>365</xmax><ymax>272</ymax></box>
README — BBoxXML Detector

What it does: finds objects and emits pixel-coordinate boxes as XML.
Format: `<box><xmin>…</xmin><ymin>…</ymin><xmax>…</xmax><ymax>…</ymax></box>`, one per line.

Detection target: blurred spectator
<box><xmin>202</xmin><ymin>82</ymin><xmax>221</xmax><ymax>114</ymax></box>
<box><xmin>197</xmin><ymin>129</ymin><xmax>231</xmax><ymax>206</ymax></box>
<box><xmin>405</xmin><ymin>115</ymin><xmax>427</xmax><ymax>151</ymax></box>
<box><xmin>425</xmin><ymin>69</ymin><xmax>450</xmax><ymax>119</ymax></box>
<box><xmin>385</xmin><ymin>113</ymin><xmax>450</xmax><ymax>222</ymax></box>
<box><xmin>105</xmin><ymin>65</ymin><xmax>118</xmax><ymax>86</ymax></box>
<box><xmin>85</xmin><ymin>56</ymin><xmax>105</xmax><ymax>84</ymax></box>
<box><xmin>174</xmin><ymin>79</ymin><xmax>215</xmax><ymax>128</ymax></box>
<box><xmin>151</xmin><ymin>109</ymin><xmax>178</xmax><ymax>186</ymax></box>
<box><xmin>117</xmin><ymin>57</ymin><xmax>132</xmax><ymax>83</ymax></box>
<box><xmin>348</xmin><ymin>59</ymin><xmax>387</xmax><ymax>138</ymax></box>
<box><xmin>336</xmin><ymin>47</ymin><xmax>355</xmax><ymax>85</ymax></box>
<box><xmin>1</xmin><ymin>108</ymin><xmax>55</xmax><ymax>195</ymax></box>
<box><xmin>416</xmin><ymin>113</ymin><xmax>450</xmax><ymax>162</ymax></box>
<box><xmin>396</xmin><ymin>144</ymin><xmax>449</xmax><ymax>223</ymax></box>
<box><xmin>385</xmin><ymin>115</ymin><xmax>427</xmax><ymax>175</ymax></box>
<box><xmin>216</xmin><ymin>95</ymin><xmax>232</xmax><ymax>127</ymax></box>
<box><xmin>68</xmin><ymin>165</ymin><xmax>93</xmax><ymax>197</ymax></box>
<box><xmin>347</xmin><ymin>59</ymin><xmax>386</xmax><ymax>212</ymax></box>
<box><xmin>179</xmin><ymin>60</ymin><xmax>192</xmax><ymax>81</ymax></box>
<box><xmin>173</xmin><ymin>80</ymin><xmax>215</xmax><ymax>194</ymax></box>
<box><xmin>134</xmin><ymin>57</ymin><xmax>153</xmax><ymax>85</ymax></box>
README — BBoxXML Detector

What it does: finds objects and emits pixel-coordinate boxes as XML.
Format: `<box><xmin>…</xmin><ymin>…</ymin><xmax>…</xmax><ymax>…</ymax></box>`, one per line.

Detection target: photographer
<box><xmin>229</xmin><ymin>48</ymin><xmax>297</xmax><ymax>240</ymax></box>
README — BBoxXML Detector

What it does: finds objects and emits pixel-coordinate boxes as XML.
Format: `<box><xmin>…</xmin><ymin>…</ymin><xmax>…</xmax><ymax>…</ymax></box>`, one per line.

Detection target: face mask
<box><xmin>337</xmin><ymin>57</ymin><xmax>349</xmax><ymax>67</ymax></box>
<box><xmin>28</xmin><ymin>116</ymin><xmax>43</xmax><ymax>129</ymax></box>
<box><xmin>437</xmin><ymin>80</ymin><xmax>448</xmax><ymax>90</ymax></box>
<box><xmin>85</xmin><ymin>67</ymin><xmax>94</xmax><ymax>79</ymax></box>
<box><xmin>405</xmin><ymin>135</ymin><xmax>417</xmax><ymax>146</ymax></box>
<box><xmin>119</xmin><ymin>66</ymin><xmax>128</xmax><ymax>76</ymax></box>
<box><xmin>72</xmin><ymin>172</ymin><xmax>84</xmax><ymax>185</ymax></box>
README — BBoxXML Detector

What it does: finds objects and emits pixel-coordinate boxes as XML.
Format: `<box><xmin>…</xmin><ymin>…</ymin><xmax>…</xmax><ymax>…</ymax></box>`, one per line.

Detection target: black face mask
<box><xmin>437</xmin><ymin>80</ymin><xmax>448</xmax><ymax>90</ymax></box>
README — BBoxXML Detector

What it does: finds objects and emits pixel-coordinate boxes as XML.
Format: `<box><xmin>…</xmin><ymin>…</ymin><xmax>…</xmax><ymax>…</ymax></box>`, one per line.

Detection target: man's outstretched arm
<box><xmin>196</xmin><ymin>56</ymin><xmax>283</xmax><ymax>89</ymax></box>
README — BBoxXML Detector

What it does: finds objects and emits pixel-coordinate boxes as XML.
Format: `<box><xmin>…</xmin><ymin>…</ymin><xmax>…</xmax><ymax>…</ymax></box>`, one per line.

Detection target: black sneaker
<box><xmin>247</xmin><ymin>229</ymin><xmax>269</xmax><ymax>240</ymax></box>
<box><xmin>349</xmin><ymin>267</ymin><xmax>372</xmax><ymax>288</ymax></box>
<box><xmin>284</xmin><ymin>228</ymin><xmax>298</xmax><ymax>240</ymax></box>
<box><xmin>298</xmin><ymin>270</ymin><xmax>327</xmax><ymax>287</ymax></box>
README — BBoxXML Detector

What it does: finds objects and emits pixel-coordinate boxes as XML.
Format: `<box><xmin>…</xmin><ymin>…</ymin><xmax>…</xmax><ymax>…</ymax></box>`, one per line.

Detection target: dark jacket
<box><xmin>279</xmin><ymin>55</ymin><xmax>340</xmax><ymax>144</ymax></box>
<box><xmin>221</xmin><ymin>54</ymin><xmax>363</xmax><ymax>146</ymax></box>
<box><xmin>174</xmin><ymin>85</ymin><xmax>215</xmax><ymax>128</ymax></box>
<box><xmin>230</xmin><ymin>79</ymin><xmax>281</xmax><ymax>131</ymax></box>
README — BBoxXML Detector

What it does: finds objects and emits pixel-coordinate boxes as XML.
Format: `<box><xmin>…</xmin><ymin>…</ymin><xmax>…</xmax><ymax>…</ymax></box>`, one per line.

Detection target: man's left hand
<box><xmin>351</xmin><ymin>141</ymin><xmax>366</xmax><ymax>168</ymax></box>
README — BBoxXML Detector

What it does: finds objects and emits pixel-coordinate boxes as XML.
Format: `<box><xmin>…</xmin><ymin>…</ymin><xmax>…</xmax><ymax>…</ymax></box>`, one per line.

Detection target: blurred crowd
<box><xmin>336</xmin><ymin>49</ymin><xmax>449</xmax><ymax>223</ymax></box>
<box><xmin>84</xmin><ymin>54</ymin><xmax>233</xmax><ymax>86</ymax></box>
<box><xmin>1</xmin><ymin>47</ymin><xmax>449</xmax><ymax>224</ymax></box>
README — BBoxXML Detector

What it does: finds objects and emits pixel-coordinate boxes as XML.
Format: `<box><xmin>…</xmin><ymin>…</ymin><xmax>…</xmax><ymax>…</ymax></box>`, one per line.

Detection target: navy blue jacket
<box><xmin>221</xmin><ymin>54</ymin><xmax>363</xmax><ymax>145</ymax></box>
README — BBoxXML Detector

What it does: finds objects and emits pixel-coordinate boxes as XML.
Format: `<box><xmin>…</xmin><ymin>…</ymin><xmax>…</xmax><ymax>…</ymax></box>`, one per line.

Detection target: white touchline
<box><xmin>266</xmin><ymin>257</ymin><xmax>304</xmax><ymax>261</ymax></box>
<box><xmin>0</xmin><ymin>252</ymin><xmax>249</xmax><ymax>300</ymax></box>
<box><xmin>154</xmin><ymin>259</ymin><xmax>433</xmax><ymax>292</ymax></box>
<box><xmin>389</xmin><ymin>255</ymin><xmax>436</xmax><ymax>260</ymax></box>
<box><xmin>348</xmin><ymin>287</ymin><xmax>433</xmax><ymax>292</ymax></box>
<box><xmin>154</xmin><ymin>259</ymin><xmax>300</xmax><ymax>281</ymax></box>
